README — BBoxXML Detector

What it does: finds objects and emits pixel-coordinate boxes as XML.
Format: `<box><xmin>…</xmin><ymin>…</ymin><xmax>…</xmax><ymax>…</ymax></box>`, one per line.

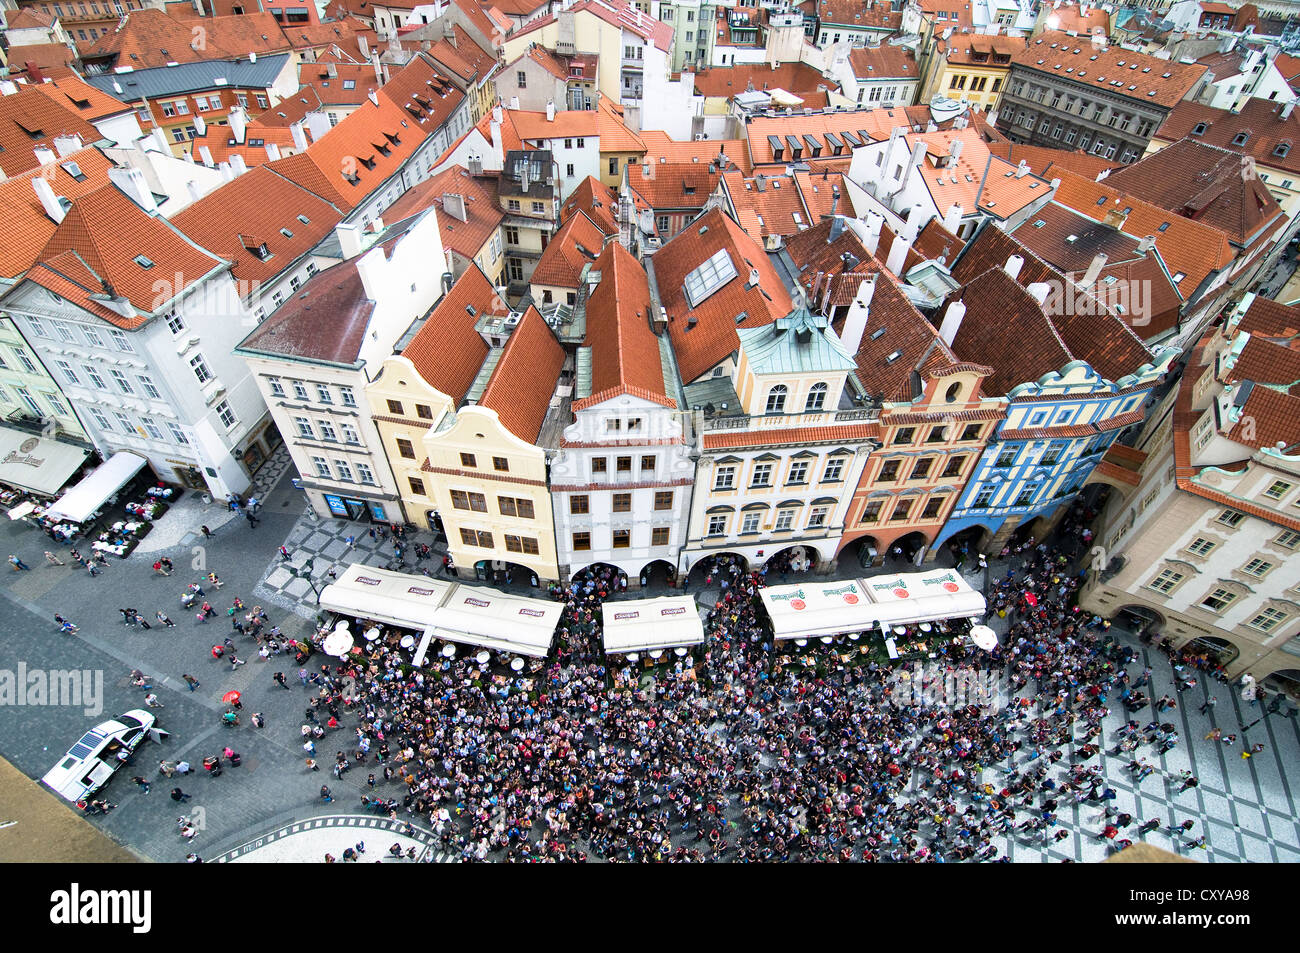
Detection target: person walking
<box><xmin>246</xmin><ymin>510</ymin><xmax>259</xmax><ymax>529</ymax></box>
<box><xmin>1199</xmin><ymin>696</ymin><xmax>1217</xmax><ymax>715</ymax></box>
<box><xmin>44</xmin><ymin>551</ymin><xmax>65</xmax><ymax>566</ymax></box>
<box><xmin>170</xmin><ymin>788</ymin><xmax>191</xmax><ymax>802</ymax></box>
<box><xmin>207</xmin><ymin>572</ymin><xmax>223</xmax><ymax>590</ymax></box>
<box><xmin>278</xmin><ymin>545</ymin><xmax>291</xmax><ymax>561</ymax></box>
<box><xmin>200</xmin><ymin>525</ymin><xmax>213</xmax><ymax>540</ymax></box>
<box><xmin>273</xmin><ymin>671</ymin><xmax>290</xmax><ymax>690</ymax></box>
<box><xmin>251</xmin><ymin>712</ymin><xmax>265</xmax><ymax>729</ymax></box>
<box><xmin>182</xmin><ymin>674</ymin><xmax>200</xmax><ymax>692</ymax></box>
<box><xmin>320</xmin><ymin>785</ymin><xmax>333</xmax><ymax>803</ymax></box>
<box><xmin>144</xmin><ymin>693</ymin><xmax>164</xmax><ymax>708</ymax></box>
<box><xmin>157</xmin><ymin>611</ymin><xmax>176</xmax><ymax>628</ymax></box>
<box><xmin>201</xmin><ymin>602</ymin><xmax>216</xmax><ymax>619</ymax></box>
<box><xmin>134</xmin><ymin>611</ymin><xmax>151</xmax><ymax>630</ymax></box>
<box><xmin>132</xmin><ymin>776</ymin><xmax>150</xmax><ymax>794</ymax></box>
<box><xmin>8</xmin><ymin>554</ymin><xmax>31</xmax><ymax>571</ymax></box>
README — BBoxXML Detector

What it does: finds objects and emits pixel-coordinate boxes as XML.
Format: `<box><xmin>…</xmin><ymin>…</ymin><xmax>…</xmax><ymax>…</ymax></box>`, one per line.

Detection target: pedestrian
<box><xmin>345</xmin><ymin>535</ymin><xmax>355</xmax><ymax>550</ymax></box>
<box><xmin>306</xmin><ymin>758</ymin><xmax>319</xmax><ymax>772</ymax></box>
<box><xmin>44</xmin><ymin>551</ymin><xmax>65</xmax><ymax>566</ymax></box>
<box><xmin>8</xmin><ymin>554</ymin><xmax>30</xmax><ymax>571</ymax></box>
<box><xmin>157</xmin><ymin>611</ymin><xmax>175</xmax><ymax>627</ymax></box>
<box><xmin>246</xmin><ymin>510</ymin><xmax>259</xmax><ymax>528</ymax></box>
<box><xmin>1178</xmin><ymin>774</ymin><xmax>1199</xmax><ymax>793</ymax></box>
<box><xmin>182</xmin><ymin>674</ymin><xmax>200</xmax><ymax>692</ymax></box>
<box><xmin>200</xmin><ymin>525</ymin><xmax>212</xmax><ymax>540</ymax></box>
<box><xmin>134</xmin><ymin>612</ymin><xmax>151</xmax><ymax>630</ymax></box>
<box><xmin>1251</xmin><ymin>743</ymin><xmax>1265</xmax><ymax>754</ymax></box>
<box><xmin>144</xmin><ymin>693</ymin><xmax>164</xmax><ymax>708</ymax></box>
<box><xmin>1199</xmin><ymin>697</ymin><xmax>1217</xmax><ymax>715</ymax></box>
<box><xmin>202</xmin><ymin>602</ymin><xmax>216</xmax><ymax>619</ymax></box>
<box><xmin>279</xmin><ymin>545</ymin><xmax>291</xmax><ymax>561</ymax></box>
<box><xmin>171</xmin><ymin>788</ymin><xmax>191</xmax><ymax>802</ymax></box>
<box><xmin>273</xmin><ymin>671</ymin><xmax>290</xmax><ymax>690</ymax></box>
<box><xmin>132</xmin><ymin>776</ymin><xmax>150</xmax><ymax>794</ymax></box>
<box><xmin>320</xmin><ymin>785</ymin><xmax>333</xmax><ymax>803</ymax></box>
<box><xmin>251</xmin><ymin>712</ymin><xmax>265</xmax><ymax>729</ymax></box>
<box><xmin>208</xmin><ymin>572</ymin><xmax>222</xmax><ymax>589</ymax></box>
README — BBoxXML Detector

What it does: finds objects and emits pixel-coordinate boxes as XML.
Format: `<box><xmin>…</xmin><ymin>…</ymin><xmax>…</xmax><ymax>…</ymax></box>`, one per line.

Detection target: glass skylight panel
<box><xmin>683</xmin><ymin>247</ymin><xmax>737</xmax><ymax>308</ymax></box>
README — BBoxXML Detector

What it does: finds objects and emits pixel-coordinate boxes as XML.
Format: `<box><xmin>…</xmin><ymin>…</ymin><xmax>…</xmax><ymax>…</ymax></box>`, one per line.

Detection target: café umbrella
<box><xmin>970</xmin><ymin>625</ymin><xmax>998</xmax><ymax>651</ymax></box>
<box><xmin>323</xmin><ymin>625</ymin><xmax>354</xmax><ymax>658</ymax></box>
<box><xmin>222</xmin><ymin>690</ymin><xmax>241</xmax><ymax>705</ymax></box>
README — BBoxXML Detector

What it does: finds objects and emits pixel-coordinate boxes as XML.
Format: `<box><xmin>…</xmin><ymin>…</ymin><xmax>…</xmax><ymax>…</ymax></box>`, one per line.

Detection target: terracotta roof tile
<box><xmin>847</xmin><ymin>44</ymin><xmax>918</xmax><ymax>80</ymax></box>
<box><xmin>794</xmin><ymin>169</ymin><xmax>850</xmax><ymax>225</ymax></box>
<box><xmin>692</xmin><ymin>61</ymin><xmax>834</xmax><ymax>98</ymax></box>
<box><xmin>1015</xmin><ymin>32</ymin><xmax>1207</xmax><ymax>109</ymax></box>
<box><xmin>560</xmin><ymin>176</ymin><xmax>618</xmax><ymax>235</ymax></box>
<box><xmin>702</xmin><ymin>421</ymin><xmax>880</xmax><ymax>450</ymax></box>
<box><xmin>478</xmin><ymin>305</ymin><xmax>566</xmax><ymax>442</ymax></box>
<box><xmin>1225</xmin><ymin>384</ymin><xmax>1300</xmax><ymax>450</ymax></box>
<box><xmin>655</xmin><ymin>207</ymin><xmax>793</xmax><ymax>383</ymax></box>
<box><xmin>720</xmin><ymin>169</ymin><xmax>809</xmax><ymax>241</ymax></box>
<box><xmin>637</xmin><ymin>130</ymin><xmax>752</xmax><ymax>174</ymax></box>
<box><xmin>385</xmin><ymin>165</ymin><xmax>503</xmax><ymax>260</ymax></box>
<box><xmin>1041</xmin><ymin>2</ymin><xmax>1111</xmax><ymax>35</ymax></box>
<box><xmin>237</xmin><ymin>266</ymin><xmax>373</xmax><ymax>364</ymax></box>
<box><xmin>170</xmin><ymin>166</ymin><xmax>342</xmax><ymax>288</ymax></box>
<box><xmin>575</xmin><ymin>241</ymin><xmax>671</xmax><ymax>409</ymax></box>
<box><xmin>400</xmin><ymin>265</ymin><xmax>495</xmax><ymax>403</ymax></box>
<box><xmin>1235</xmin><ymin>295</ymin><xmax>1300</xmax><ymax>341</ymax></box>
<box><xmin>78</xmin><ymin>9</ymin><xmax>292</xmax><ymax>68</ymax></box>
<box><xmin>530</xmin><ymin>210</ymin><xmax>605</xmax><ymax>289</ymax></box>
<box><xmin>986</xmin><ymin>141</ymin><xmax>1121</xmax><ymax>180</ymax></box>
<box><xmin>0</xmin><ymin>146</ymin><xmax>115</xmax><ymax>280</ymax></box>
<box><xmin>596</xmin><ymin>97</ymin><xmax>645</xmax><ymax>154</ymax></box>
<box><xmin>807</xmin><ymin>0</ymin><xmax>903</xmax><ymax>30</ymax></box>
<box><xmin>1154</xmin><ymin>98</ymin><xmax>1300</xmax><ymax>176</ymax></box>
<box><xmin>1223</xmin><ymin>335</ymin><xmax>1300</xmax><ymax>390</ymax></box>
<box><xmin>510</xmin><ymin>106</ymin><xmax>600</xmax><ymax>141</ymax></box>
<box><xmin>628</xmin><ymin>160</ymin><xmax>720</xmax><ymax>215</ymax></box>
<box><xmin>1106</xmin><ymin>138</ymin><xmax>1284</xmax><ymax>247</ymax></box>
<box><xmin>0</xmin><ymin>86</ymin><xmax>101</xmax><ymax>177</ymax></box>
<box><xmin>509</xmin><ymin>0</ymin><xmax>673</xmax><ymax>53</ymax></box>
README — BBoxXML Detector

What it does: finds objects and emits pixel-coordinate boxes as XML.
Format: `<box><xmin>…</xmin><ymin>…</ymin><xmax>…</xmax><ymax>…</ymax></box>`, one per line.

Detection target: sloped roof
<box><xmin>638</xmin><ymin>129</ymin><xmax>753</xmax><ymax>174</ymax></box>
<box><xmin>1154</xmin><ymin>98</ymin><xmax>1300</xmax><ymax>176</ymax></box>
<box><xmin>629</xmin><ymin>160</ymin><xmax>720</xmax><ymax>213</ymax></box>
<box><xmin>847</xmin><ymin>43</ymin><xmax>919</xmax><ymax>80</ymax></box>
<box><xmin>692</xmin><ymin>61</ymin><xmax>833</xmax><ymax>98</ymax></box>
<box><xmin>78</xmin><ymin>8</ymin><xmax>292</xmax><ymax>68</ymax></box>
<box><xmin>478</xmin><ymin>305</ymin><xmax>565</xmax><ymax>442</ymax></box>
<box><xmin>574</xmin><ymin>241</ymin><xmax>671</xmax><ymax>410</ymax></box>
<box><xmin>1105</xmin><ymin>137</ymin><xmax>1284</xmax><ymax>246</ymax></box>
<box><xmin>508</xmin><ymin>0</ymin><xmax>674</xmax><ymax>53</ymax></box>
<box><xmin>1014</xmin><ymin>32</ymin><xmax>1207</xmax><ymax>109</ymax></box>
<box><xmin>385</xmin><ymin>165</ymin><xmax>503</xmax><ymax>259</ymax></box>
<box><xmin>6</xmin><ymin>8</ymin><xmax>55</xmax><ymax>29</ymax></box>
<box><xmin>986</xmin><ymin>141</ymin><xmax>1121</xmax><ymax>180</ymax></box>
<box><xmin>530</xmin><ymin>210</ymin><xmax>605</xmax><ymax>288</ymax></box>
<box><xmin>0</xmin><ymin>86</ymin><xmax>102</xmax><ymax>177</ymax></box>
<box><xmin>657</xmin><ymin>207</ymin><xmax>793</xmax><ymax>383</ymax></box>
<box><xmin>721</xmin><ymin>169</ymin><xmax>810</xmax><ymax>241</ymax></box>
<box><xmin>400</xmin><ymin>264</ymin><xmax>495</xmax><ymax>403</ymax></box>
<box><xmin>560</xmin><ymin>175</ymin><xmax>619</xmax><ymax>234</ymax></box>
<box><xmin>0</xmin><ymin>146</ymin><xmax>116</xmax><ymax>279</ymax></box>
<box><xmin>237</xmin><ymin>265</ymin><xmax>373</xmax><ymax>365</ymax></box>
<box><xmin>170</xmin><ymin>166</ymin><xmax>342</xmax><ymax>287</ymax></box>
<box><xmin>84</xmin><ymin>53</ymin><xmax>294</xmax><ymax>101</ymax></box>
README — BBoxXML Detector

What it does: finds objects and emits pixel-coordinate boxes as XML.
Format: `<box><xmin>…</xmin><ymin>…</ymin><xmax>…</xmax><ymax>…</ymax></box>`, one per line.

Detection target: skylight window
<box><xmin>60</xmin><ymin>161</ymin><xmax>86</xmax><ymax>181</ymax></box>
<box><xmin>683</xmin><ymin>248</ymin><xmax>738</xmax><ymax>308</ymax></box>
<box><xmin>1173</xmin><ymin>272</ymin><xmax>1186</xmax><ymax>282</ymax></box>
<box><xmin>134</xmin><ymin>255</ymin><xmax>154</xmax><ymax>269</ymax></box>
<box><xmin>297</xmin><ymin>214</ymin><xmax>310</xmax><ymax>224</ymax></box>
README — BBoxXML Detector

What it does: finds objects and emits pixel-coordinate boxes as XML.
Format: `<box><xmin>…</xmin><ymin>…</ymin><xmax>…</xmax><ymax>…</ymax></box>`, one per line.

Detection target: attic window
<box><xmin>1032</xmin><ymin>219</ymin><xmax>1045</xmax><ymax>228</ymax></box>
<box><xmin>1275</xmin><ymin>142</ymin><xmax>1292</xmax><ymax>158</ymax></box>
<box><xmin>1233</xmin><ymin>132</ymin><xmax>1250</xmax><ymax>145</ymax></box>
<box><xmin>1096</xmin><ymin>197</ymin><xmax>1107</xmax><ymax>206</ymax></box>
<box><xmin>885</xmin><ymin>350</ymin><xmax>902</xmax><ymax>364</ymax></box>
<box><xmin>134</xmin><ymin>255</ymin><xmax>154</xmax><ymax>269</ymax></box>
<box><xmin>870</xmin><ymin>326</ymin><xmax>887</xmax><ymax>340</ymax></box>
<box><xmin>1191</xmin><ymin>122</ymin><xmax>1207</xmax><ymax>135</ymax></box>
<box><xmin>343</xmin><ymin>79</ymin><xmax>356</xmax><ymax>90</ymax></box>
<box><xmin>297</xmin><ymin>214</ymin><xmax>310</xmax><ymax>224</ymax></box>
<box><xmin>1162</xmin><ymin>72</ymin><xmax>1172</xmax><ymax>78</ymax></box>
<box><xmin>59</xmin><ymin>161</ymin><xmax>86</xmax><ymax>181</ymax></box>
<box><xmin>1066</xmin><ymin>234</ymin><xmax>1078</xmax><ymax>243</ymax></box>
<box><xmin>1173</xmin><ymin>272</ymin><xmax>1186</xmax><ymax>282</ymax></box>
<box><xmin>280</xmin><ymin>228</ymin><xmax>294</xmax><ymax>238</ymax></box>
<box><xmin>1158</xmin><ymin>222</ymin><xmax>1170</xmax><ymax>231</ymax></box>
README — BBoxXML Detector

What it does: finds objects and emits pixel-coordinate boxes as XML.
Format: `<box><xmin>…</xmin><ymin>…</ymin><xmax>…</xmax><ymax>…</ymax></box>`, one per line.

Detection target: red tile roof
<box><xmin>1040</xmin><ymin>2</ymin><xmax>1111</xmax><ymax>36</ymax></box>
<box><xmin>478</xmin><ymin>305</ymin><xmax>566</xmax><ymax>442</ymax></box>
<box><xmin>575</xmin><ymin>241</ymin><xmax>671</xmax><ymax>410</ymax></box>
<box><xmin>559</xmin><ymin>175</ymin><xmax>618</xmax><ymax>235</ymax></box>
<box><xmin>806</xmin><ymin>0</ymin><xmax>903</xmax><ymax>30</ymax></box>
<box><xmin>509</xmin><ymin>0</ymin><xmax>674</xmax><ymax>53</ymax></box>
<box><xmin>703</xmin><ymin>421</ymin><xmax>880</xmax><ymax>450</ymax></box>
<box><xmin>170</xmin><ymin>166</ymin><xmax>343</xmax><ymax>288</ymax></box>
<box><xmin>0</xmin><ymin>85</ymin><xmax>102</xmax><ymax>177</ymax></box>
<box><xmin>986</xmin><ymin>141</ymin><xmax>1121</xmax><ymax>180</ymax></box>
<box><xmin>656</xmin><ymin>207</ymin><xmax>793</xmax><ymax>384</ymax></box>
<box><xmin>0</xmin><ymin>146</ymin><xmax>116</xmax><ymax>280</ymax></box>
<box><xmin>628</xmin><ymin>160</ymin><xmax>721</xmax><ymax>215</ymax></box>
<box><xmin>1153</xmin><ymin>97</ymin><xmax>1300</xmax><ymax>177</ymax></box>
<box><xmin>847</xmin><ymin>43</ymin><xmax>919</xmax><ymax>80</ymax></box>
<box><xmin>385</xmin><ymin>165</ymin><xmax>504</xmax><ymax>260</ymax></box>
<box><xmin>720</xmin><ymin>169</ymin><xmax>809</xmax><ymax>241</ymax></box>
<box><xmin>1223</xmin><ymin>334</ymin><xmax>1300</xmax><ymax>392</ymax></box>
<box><xmin>510</xmin><ymin>105</ymin><xmax>600</xmax><ymax>141</ymax></box>
<box><xmin>637</xmin><ymin>129</ymin><xmax>752</xmax><ymax>174</ymax></box>
<box><xmin>1015</xmin><ymin>32</ymin><xmax>1207</xmax><ymax>109</ymax></box>
<box><xmin>5</xmin><ymin>8</ymin><xmax>55</xmax><ymax>28</ymax></box>
<box><xmin>530</xmin><ymin>210</ymin><xmax>605</xmax><ymax>289</ymax></box>
<box><xmin>1236</xmin><ymin>295</ymin><xmax>1300</xmax><ymax>341</ymax></box>
<box><xmin>28</xmin><ymin>184</ymin><xmax>225</xmax><ymax>327</ymax></box>
<box><xmin>78</xmin><ymin>9</ymin><xmax>292</xmax><ymax>68</ymax></box>
<box><xmin>692</xmin><ymin>61</ymin><xmax>833</xmax><ymax>98</ymax></box>
<box><xmin>237</xmin><ymin>265</ymin><xmax>374</xmax><ymax>364</ymax></box>
<box><xmin>400</xmin><ymin>264</ymin><xmax>495</xmax><ymax>403</ymax></box>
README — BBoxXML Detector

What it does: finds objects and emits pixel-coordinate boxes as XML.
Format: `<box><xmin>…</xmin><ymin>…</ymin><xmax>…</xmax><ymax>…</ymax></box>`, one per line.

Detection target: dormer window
<box><xmin>1275</xmin><ymin>141</ymin><xmax>1291</xmax><ymax>158</ymax></box>
<box><xmin>1191</xmin><ymin>122</ymin><xmax>1207</xmax><ymax>136</ymax></box>
<box><xmin>1233</xmin><ymin>131</ymin><xmax>1250</xmax><ymax>146</ymax></box>
<box><xmin>805</xmin><ymin>382</ymin><xmax>828</xmax><ymax>411</ymax></box>
<box><xmin>765</xmin><ymin>384</ymin><xmax>787</xmax><ymax>415</ymax></box>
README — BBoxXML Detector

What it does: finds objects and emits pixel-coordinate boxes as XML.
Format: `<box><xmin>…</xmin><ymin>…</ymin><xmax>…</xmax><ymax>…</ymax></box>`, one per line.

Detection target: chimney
<box><xmin>865</xmin><ymin>212</ymin><xmax>884</xmax><ymax>255</ymax></box>
<box><xmin>468</xmin><ymin>155</ymin><xmax>483</xmax><ymax>176</ymax></box>
<box><xmin>153</xmin><ymin>128</ymin><xmax>172</xmax><ymax>155</ymax></box>
<box><xmin>1284</xmin><ymin>100</ymin><xmax>1296</xmax><ymax>121</ymax></box>
<box><xmin>910</xmin><ymin>138</ymin><xmax>927</xmax><ymax>169</ymax></box>
<box><xmin>371</xmin><ymin>50</ymin><xmax>385</xmax><ymax>85</ymax></box>
<box><xmin>367</xmin><ymin>90</ymin><xmax>380</xmax><ymax>107</ymax></box>
<box><xmin>336</xmin><ymin>221</ymin><xmax>364</xmax><ymax>259</ymax></box>
<box><xmin>1080</xmin><ymin>252</ymin><xmax>1108</xmax><ymax>288</ymax></box>
<box><xmin>107</xmin><ymin>166</ymin><xmax>157</xmax><ymax>213</ymax></box>
<box><xmin>948</xmin><ymin>137</ymin><xmax>963</xmax><ymax>165</ymax></box>
<box><xmin>33</xmin><ymin>146</ymin><xmax>56</xmax><ymax>167</ymax></box>
<box><xmin>886</xmin><ymin>231</ymin><xmax>911</xmax><ymax>276</ymax></box>
<box><xmin>1102</xmin><ymin>207</ymin><xmax>1128</xmax><ymax>230</ymax></box>
<box><xmin>355</xmin><ymin>245</ymin><xmax>387</xmax><ymax>300</ymax></box>
<box><xmin>327</xmin><ymin>63</ymin><xmax>338</xmax><ymax>79</ymax></box>
<box><xmin>219</xmin><ymin>162</ymin><xmax>234</xmax><ymax>182</ymax></box>
<box><xmin>229</xmin><ymin>154</ymin><xmax>248</xmax><ymax>177</ymax></box>
<box><xmin>290</xmin><ymin>121</ymin><xmax>308</xmax><ymax>152</ymax></box>
<box><xmin>830</xmin><ymin>215</ymin><xmax>846</xmax><ymax>243</ymax></box>
<box><xmin>1137</xmin><ymin>234</ymin><xmax>1156</xmax><ymax>254</ymax></box>
<box><xmin>443</xmin><ymin>193</ymin><xmax>468</xmax><ymax>222</ymax></box>
<box><xmin>1014</xmin><ymin>159</ymin><xmax>1030</xmax><ymax>179</ymax></box>
<box><xmin>186</xmin><ymin>179</ymin><xmax>201</xmax><ymax>203</ymax></box>
<box><xmin>942</xmin><ymin>203</ymin><xmax>963</xmax><ymax>234</ymax></box>
<box><xmin>265</xmin><ymin>142</ymin><xmax>282</xmax><ymax>162</ymax></box>
<box><xmin>546</xmin><ymin>100</ymin><xmax>556</xmax><ymax>122</ymax></box>
<box><xmin>1026</xmin><ymin>282</ymin><xmax>1051</xmax><ymax>306</ymax></box>
<box><xmin>193</xmin><ymin>115</ymin><xmax>206</xmax><ymax>138</ymax></box>
<box><xmin>939</xmin><ymin>298</ymin><xmax>966</xmax><ymax>347</ymax></box>
<box><xmin>1005</xmin><ymin>255</ymin><xmax>1025</xmax><ymax>282</ymax></box>
<box><xmin>53</xmin><ymin>134</ymin><xmax>83</xmax><ymax>157</ymax></box>
<box><xmin>229</xmin><ymin>106</ymin><xmax>247</xmax><ymax>144</ymax></box>
<box><xmin>492</xmin><ymin>104</ymin><xmax>503</xmax><ymax>124</ymax></box>
<box><xmin>838</xmin><ymin>278</ymin><xmax>874</xmax><ymax>355</ymax></box>
<box><xmin>198</xmin><ymin>145</ymin><xmax>215</xmax><ymax>167</ymax></box>
<box><xmin>32</xmin><ymin>177</ymin><xmax>66</xmax><ymax>224</ymax></box>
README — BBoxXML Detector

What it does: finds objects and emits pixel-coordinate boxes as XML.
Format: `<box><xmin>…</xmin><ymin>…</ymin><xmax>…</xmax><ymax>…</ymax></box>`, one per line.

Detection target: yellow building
<box><xmin>367</xmin><ymin>267</ymin><xmax>570</xmax><ymax>583</ymax></box>
<box><xmin>598</xmin><ymin>99</ymin><xmax>647</xmax><ymax>189</ymax></box>
<box><xmin>920</xmin><ymin>33</ymin><xmax>1024</xmax><ymax>112</ymax></box>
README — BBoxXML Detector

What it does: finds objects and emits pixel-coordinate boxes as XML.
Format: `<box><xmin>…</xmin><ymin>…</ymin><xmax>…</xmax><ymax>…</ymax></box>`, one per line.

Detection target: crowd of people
<box><xmin>279</xmin><ymin>501</ymin><xmax>1242</xmax><ymax>862</ymax></box>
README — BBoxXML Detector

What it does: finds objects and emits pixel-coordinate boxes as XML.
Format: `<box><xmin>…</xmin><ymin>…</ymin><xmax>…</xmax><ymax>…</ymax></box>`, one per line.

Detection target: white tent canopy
<box><xmin>418</xmin><ymin>585</ymin><xmax>562</xmax><ymax>662</ymax></box>
<box><xmin>759</xmin><ymin>579</ymin><xmax>877</xmax><ymax>641</ymax></box>
<box><xmin>761</xmin><ymin>571</ymin><xmax>985</xmax><ymax>641</ymax></box>
<box><xmin>602</xmin><ymin>596</ymin><xmax>705</xmax><ymax>654</ymax></box>
<box><xmin>43</xmin><ymin>451</ymin><xmax>146</xmax><ymax>523</ymax></box>
<box><xmin>318</xmin><ymin>564</ymin><xmax>453</xmax><ymax>632</ymax></box>
<box><xmin>0</xmin><ymin>427</ymin><xmax>89</xmax><ymax>496</ymax></box>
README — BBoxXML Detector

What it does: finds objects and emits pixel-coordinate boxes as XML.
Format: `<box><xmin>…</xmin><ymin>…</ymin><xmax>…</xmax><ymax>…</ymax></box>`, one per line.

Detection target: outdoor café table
<box><xmin>399</xmin><ymin>635</ymin><xmax>415</xmax><ymax>649</ymax></box>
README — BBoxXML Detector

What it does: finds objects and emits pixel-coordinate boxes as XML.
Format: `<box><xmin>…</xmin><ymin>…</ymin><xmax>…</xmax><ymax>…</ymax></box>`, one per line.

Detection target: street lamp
<box><xmin>290</xmin><ymin>557</ymin><xmax>320</xmax><ymax>603</ymax></box>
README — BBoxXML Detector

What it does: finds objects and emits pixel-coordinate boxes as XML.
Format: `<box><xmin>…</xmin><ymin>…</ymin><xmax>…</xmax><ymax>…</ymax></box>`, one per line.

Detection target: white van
<box><xmin>42</xmin><ymin>710</ymin><xmax>168</xmax><ymax>803</ymax></box>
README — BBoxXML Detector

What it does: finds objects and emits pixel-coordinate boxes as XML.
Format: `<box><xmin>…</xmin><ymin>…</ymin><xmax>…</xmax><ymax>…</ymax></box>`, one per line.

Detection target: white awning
<box><xmin>423</xmin><ymin>585</ymin><xmax>561</xmax><ymax>660</ymax></box>
<box><xmin>318</xmin><ymin>564</ymin><xmax>453</xmax><ymax>632</ymax></box>
<box><xmin>43</xmin><ymin>451</ymin><xmax>146</xmax><ymax>523</ymax></box>
<box><xmin>7</xmin><ymin>500</ymin><xmax>37</xmax><ymax>520</ymax></box>
<box><xmin>602</xmin><ymin>596</ymin><xmax>705</xmax><ymax>654</ymax></box>
<box><xmin>0</xmin><ymin>427</ymin><xmax>89</xmax><ymax>496</ymax></box>
<box><xmin>760</xmin><ymin>578</ymin><xmax>879</xmax><ymax>641</ymax></box>
<box><xmin>761</xmin><ymin>572</ymin><xmax>985</xmax><ymax>640</ymax></box>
